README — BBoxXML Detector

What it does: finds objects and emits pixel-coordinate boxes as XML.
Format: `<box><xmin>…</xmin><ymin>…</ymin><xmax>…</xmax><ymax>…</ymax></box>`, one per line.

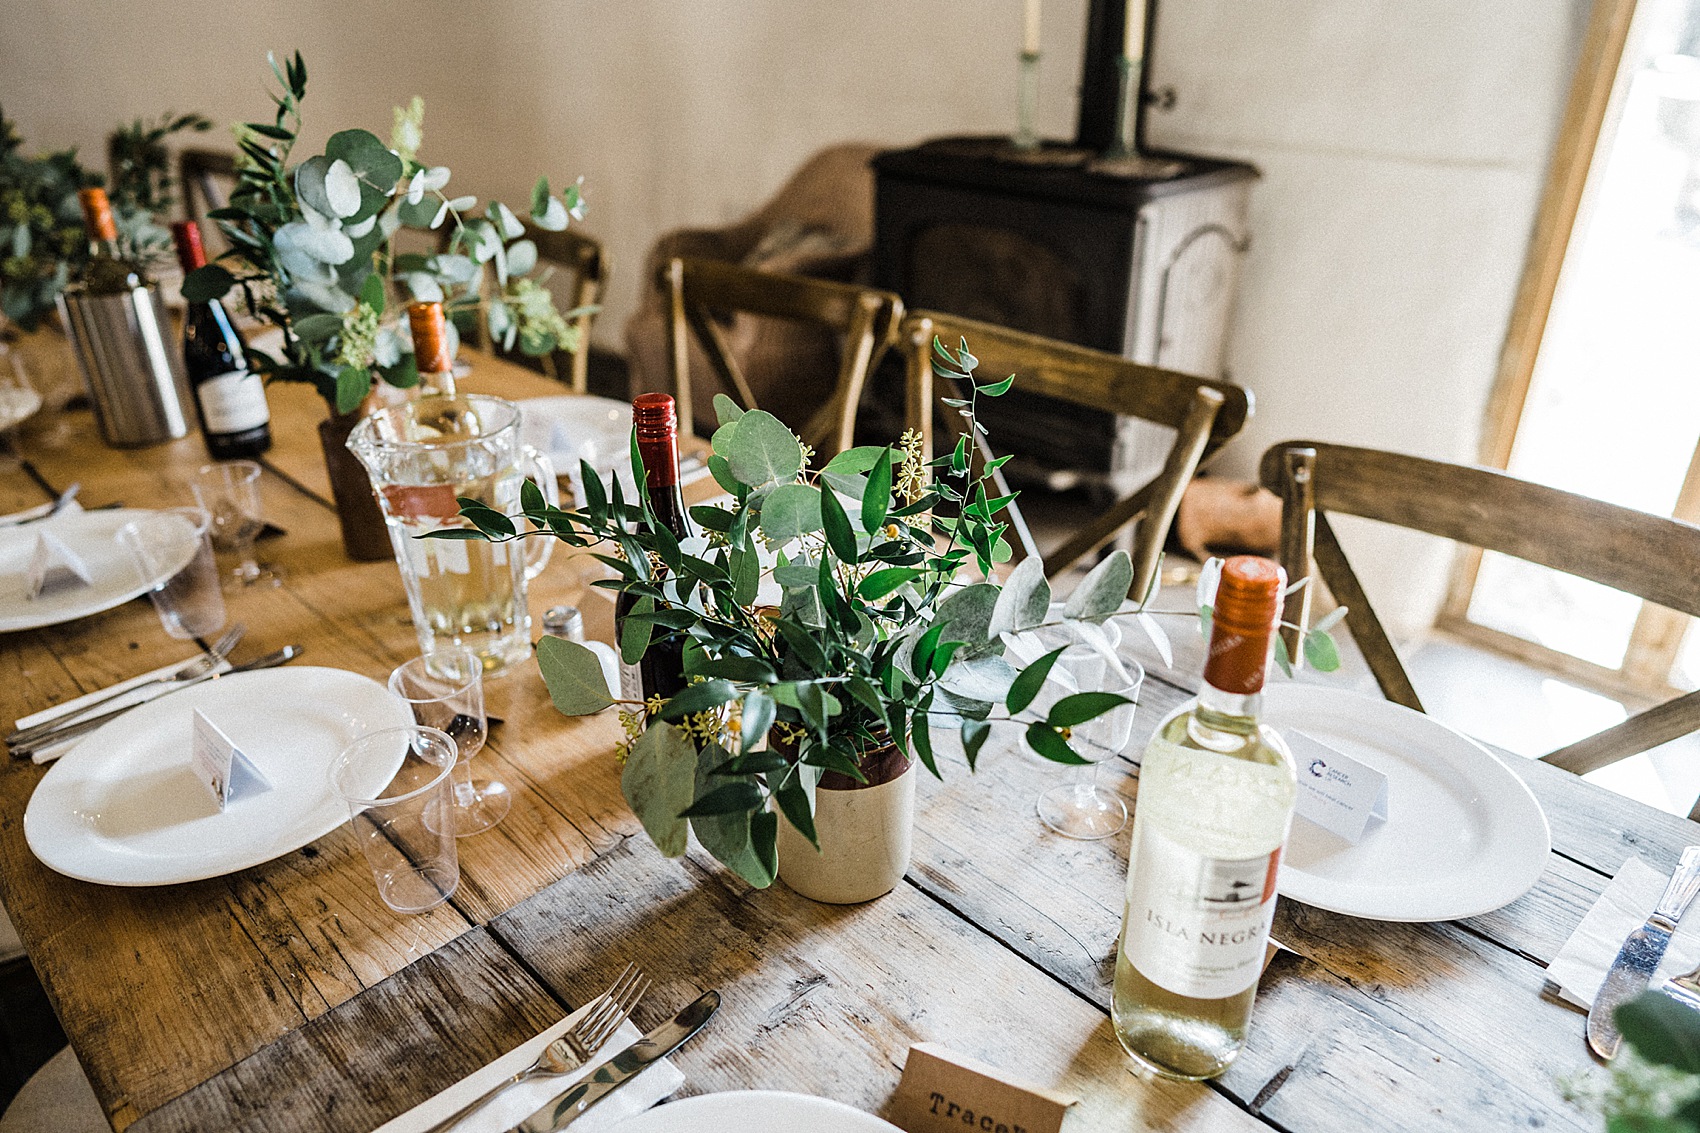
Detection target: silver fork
<box><xmin>424</xmin><ymin>965</ymin><xmax>650</xmax><ymax>1133</ymax></box>
<box><xmin>5</xmin><ymin>623</ymin><xmax>246</xmax><ymax>746</ymax></box>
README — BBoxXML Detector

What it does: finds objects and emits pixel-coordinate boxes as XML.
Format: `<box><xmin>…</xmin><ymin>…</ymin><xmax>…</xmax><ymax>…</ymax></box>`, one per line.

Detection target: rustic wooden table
<box><xmin>0</xmin><ymin>332</ymin><xmax>1690</xmax><ymax>1133</ymax></box>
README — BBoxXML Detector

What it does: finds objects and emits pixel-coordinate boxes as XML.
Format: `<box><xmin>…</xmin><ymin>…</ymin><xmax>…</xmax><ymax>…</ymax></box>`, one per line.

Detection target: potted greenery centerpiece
<box><xmin>180</xmin><ymin>52</ymin><xmax>591</xmax><ymax>560</ymax></box>
<box><xmin>440</xmin><ymin>338</ymin><xmax>1156</xmax><ymax>900</ymax></box>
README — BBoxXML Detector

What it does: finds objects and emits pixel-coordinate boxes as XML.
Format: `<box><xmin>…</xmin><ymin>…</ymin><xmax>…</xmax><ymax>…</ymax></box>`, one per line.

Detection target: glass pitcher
<box><xmin>348</xmin><ymin>394</ymin><xmax>556</xmax><ymax>676</ymax></box>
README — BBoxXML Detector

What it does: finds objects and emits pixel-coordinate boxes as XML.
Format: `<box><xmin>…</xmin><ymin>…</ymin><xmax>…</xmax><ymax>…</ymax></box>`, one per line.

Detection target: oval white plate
<box><xmin>1264</xmin><ymin>683</ymin><xmax>1551</xmax><ymax>922</ymax></box>
<box><xmin>608</xmin><ymin>1092</ymin><xmax>901</xmax><ymax>1133</ymax></box>
<box><xmin>24</xmin><ymin>668</ymin><xmax>412</xmax><ymax>886</ymax></box>
<box><xmin>0</xmin><ymin>509</ymin><xmax>193</xmax><ymax>633</ymax></box>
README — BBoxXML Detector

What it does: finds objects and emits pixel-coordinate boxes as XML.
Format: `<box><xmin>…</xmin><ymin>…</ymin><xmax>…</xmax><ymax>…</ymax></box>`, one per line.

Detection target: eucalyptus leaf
<box><xmin>688</xmin><ymin>742</ymin><xmax>774</xmax><ymax>886</ymax></box>
<box><xmin>758</xmin><ymin>482</ymin><xmax>823</xmax><ymax>545</ymax></box>
<box><xmin>1025</xmin><ymin>721</ymin><xmax>1090</xmax><ymax>765</ymax></box>
<box><xmin>740</xmin><ymin>689</ymin><xmax>776</xmax><ymax>753</ymax></box>
<box><xmin>1063</xmin><ymin>550</ymin><xmax>1134</xmax><ymax>621</ymax></box>
<box><xmin>1616</xmin><ymin>990</ymin><xmax>1700</xmax><ymax>1073</ymax></box>
<box><xmin>988</xmin><ymin>556</ymin><xmax>1050</xmax><ymax>637</ymax></box>
<box><xmin>533</xmin><ymin>196</ymin><xmax>569</xmax><ymax>231</ymax></box>
<box><xmin>621</xmin><ymin>723</ymin><xmax>696</xmax><ymax>857</ymax></box>
<box><xmin>1303</xmin><ymin>630</ymin><xmax>1342</xmax><ymax>672</ymax></box>
<box><xmin>713</xmin><ymin>394</ymin><xmax>745</xmax><ymax>426</ymax></box>
<box><xmin>506</xmin><ymin>238</ymin><xmax>538</xmax><ymax>277</ymax></box>
<box><xmin>323</xmin><ymin>158</ymin><xmax>361</xmax><ymax>217</ymax></box>
<box><xmin>725</xmin><ymin>410</ymin><xmax>803</xmax><ymax>488</ymax></box>
<box><xmin>536</xmin><ymin>636</ymin><xmax>615</xmax><ymax>714</ymax></box>
<box><xmin>181</xmin><ymin>264</ymin><xmax>235</xmax><ymax>304</ymax></box>
<box><xmin>620</xmin><ymin>595</ymin><xmax>655</xmax><ymax>664</ymax></box>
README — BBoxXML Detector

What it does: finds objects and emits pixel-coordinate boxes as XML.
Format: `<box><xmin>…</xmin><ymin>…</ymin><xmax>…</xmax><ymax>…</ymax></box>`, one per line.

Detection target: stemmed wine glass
<box><xmin>1034</xmin><ymin>648</ymin><xmax>1144</xmax><ymax>840</ymax></box>
<box><xmin>388</xmin><ymin>646</ymin><xmax>510</xmax><ymax>836</ymax></box>
<box><xmin>192</xmin><ymin>460</ymin><xmax>280</xmax><ymax>588</ymax></box>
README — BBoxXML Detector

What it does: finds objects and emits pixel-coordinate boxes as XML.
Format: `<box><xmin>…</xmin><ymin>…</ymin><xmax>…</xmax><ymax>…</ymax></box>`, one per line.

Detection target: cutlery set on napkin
<box><xmin>1550</xmin><ymin>847</ymin><xmax>1700</xmax><ymax>1060</ymax></box>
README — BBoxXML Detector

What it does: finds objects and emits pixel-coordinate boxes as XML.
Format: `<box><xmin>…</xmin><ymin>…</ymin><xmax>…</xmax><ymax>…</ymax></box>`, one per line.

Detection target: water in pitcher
<box><xmin>350</xmin><ymin>394</ymin><xmax>557</xmax><ymax>678</ymax></box>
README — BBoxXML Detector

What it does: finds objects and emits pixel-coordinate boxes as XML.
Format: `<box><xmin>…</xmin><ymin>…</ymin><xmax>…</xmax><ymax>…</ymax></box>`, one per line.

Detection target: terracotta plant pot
<box><xmin>776</xmin><ymin>738</ymin><xmax>916</xmax><ymax>904</ymax></box>
<box><xmin>317</xmin><ymin>412</ymin><xmax>392</xmax><ymax>562</ymax></box>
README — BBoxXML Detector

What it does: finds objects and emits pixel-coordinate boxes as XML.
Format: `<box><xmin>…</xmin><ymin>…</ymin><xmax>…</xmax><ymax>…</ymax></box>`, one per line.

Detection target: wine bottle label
<box><xmin>196</xmin><ymin>371</ymin><xmax>270</xmax><ymax>434</ymax></box>
<box><xmin>1122</xmin><ymin>825</ymin><xmax>1279</xmax><ymax>999</ymax></box>
<box><xmin>1121</xmin><ymin>737</ymin><xmax>1291</xmax><ymax>1000</ymax></box>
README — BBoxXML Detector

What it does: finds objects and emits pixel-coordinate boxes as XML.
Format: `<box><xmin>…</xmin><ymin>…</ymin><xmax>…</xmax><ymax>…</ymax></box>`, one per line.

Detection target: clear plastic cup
<box><xmin>329</xmin><ymin>726</ymin><xmax>461</xmax><ymax>914</ymax></box>
<box><xmin>117</xmin><ymin>506</ymin><xmax>226</xmax><ymax>639</ymax></box>
<box><xmin>389</xmin><ymin>647</ymin><xmax>509</xmax><ymax>837</ymax></box>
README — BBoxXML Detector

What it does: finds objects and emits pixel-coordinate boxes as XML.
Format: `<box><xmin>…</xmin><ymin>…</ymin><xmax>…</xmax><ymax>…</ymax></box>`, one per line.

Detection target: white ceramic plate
<box><xmin>608</xmin><ymin>1092</ymin><xmax>902</xmax><ymax>1133</ymax></box>
<box><xmin>518</xmin><ymin>395</ymin><xmax>636</xmax><ymax>493</ymax></box>
<box><xmin>1265</xmin><ymin>683</ymin><xmax>1551</xmax><ymax>922</ymax></box>
<box><xmin>24</xmin><ymin>667</ymin><xmax>412</xmax><ymax>886</ymax></box>
<box><xmin>0</xmin><ymin>509</ymin><xmax>193</xmax><ymax>633</ymax></box>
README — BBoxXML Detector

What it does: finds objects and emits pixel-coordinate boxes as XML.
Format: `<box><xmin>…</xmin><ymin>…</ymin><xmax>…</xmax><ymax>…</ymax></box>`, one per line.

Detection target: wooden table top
<box><xmin>0</xmin><ymin>329</ymin><xmax>1692</xmax><ymax>1133</ymax></box>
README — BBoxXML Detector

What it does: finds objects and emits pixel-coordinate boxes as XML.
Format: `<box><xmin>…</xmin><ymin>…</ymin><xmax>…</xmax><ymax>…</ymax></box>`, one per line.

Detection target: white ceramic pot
<box><xmin>777</xmin><ymin>753</ymin><xmax>916</xmax><ymax>904</ymax></box>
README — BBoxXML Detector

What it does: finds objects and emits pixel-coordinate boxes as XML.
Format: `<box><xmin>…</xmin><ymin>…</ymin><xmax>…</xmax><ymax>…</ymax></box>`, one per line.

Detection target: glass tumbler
<box><xmin>117</xmin><ymin>506</ymin><xmax>227</xmax><ymax>639</ymax></box>
<box><xmin>329</xmin><ymin>725</ymin><xmax>460</xmax><ymax>914</ymax></box>
<box><xmin>389</xmin><ymin>646</ymin><xmax>509</xmax><ymax>836</ymax></box>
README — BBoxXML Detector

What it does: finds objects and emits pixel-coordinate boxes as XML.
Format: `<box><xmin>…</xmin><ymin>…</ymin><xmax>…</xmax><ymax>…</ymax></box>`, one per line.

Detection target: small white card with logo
<box><xmin>1289</xmin><ymin>729</ymin><xmax>1389</xmax><ymax>844</ymax></box>
<box><xmin>190</xmin><ymin>709</ymin><xmax>271</xmax><ymax>810</ymax></box>
<box><xmin>24</xmin><ymin>531</ymin><xmax>92</xmax><ymax>600</ymax></box>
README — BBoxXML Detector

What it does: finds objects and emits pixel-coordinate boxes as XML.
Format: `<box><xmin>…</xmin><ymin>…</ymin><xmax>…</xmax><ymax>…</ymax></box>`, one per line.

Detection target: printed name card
<box><xmin>890</xmin><ymin>1043</ymin><xmax>1076</xmax><ymax>1133</ymax></box>
<box><xmin>190</xmin><ymin>710</ymin><xmax>272</xmax><ymax>810</ymax></box>
<box><xmin>1288</xmin><ymin>729</ymin><xmax>1389</xmax><ymax>844</ymax></box>
<box><xmin>24</xmin><ymin>531</ymin><xmax>92</xmax><ymax>600</ymax></box>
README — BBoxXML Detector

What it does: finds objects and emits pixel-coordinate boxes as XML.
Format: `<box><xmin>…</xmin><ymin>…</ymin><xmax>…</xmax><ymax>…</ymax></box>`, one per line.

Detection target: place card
<box><xmin>189</xmin><ymin>709</ymin><xmax>271</xmax><ymax>810</ymax></box>
<box><xmin>1288</xmin><ymin>729</ymin><xmax>1388</xmax><ymax>844</ymax></box>
<box><xmin>889</xmin><ymin>1043</ymin><xmax>1076</xmax><ymax>1133</ymax></box>
<box><xmin>24</xmin><ymin>531</ymin><xmax>91</xmax><ymax>600</ymax></box>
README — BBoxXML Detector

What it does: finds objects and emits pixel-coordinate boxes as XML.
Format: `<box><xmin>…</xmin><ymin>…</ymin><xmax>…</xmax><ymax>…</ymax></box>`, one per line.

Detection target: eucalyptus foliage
<box><xmin>438</xmin><ymin>338</ymin><xmax>1148</xmax><ymax>886</ymax></box>
<box><xmin>0</xmin><ymin>106</ymin><xmax>205</xmax><ymax>329</ymax></box>
<box><xmin>181</xmin><ymin>52</ymin><xmax>591</xmax><ymax>414</ymax></box>
<box><xmin>1562</xmin><ymin>991</ymin><xmax>1700</xmax><ymax>1131</ymax></box>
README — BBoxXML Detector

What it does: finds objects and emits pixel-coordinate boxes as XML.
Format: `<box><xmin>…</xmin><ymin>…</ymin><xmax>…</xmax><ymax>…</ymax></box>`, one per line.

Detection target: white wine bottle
<box><xmin>76</xmin><ymin>188</ymin><xmax>144</xmax><ymax>296</ymax></box>
<box><xmin>1113</xmin><ymin>555</ymin><xmax>1295</xmax><ymax>1080</ymax></box>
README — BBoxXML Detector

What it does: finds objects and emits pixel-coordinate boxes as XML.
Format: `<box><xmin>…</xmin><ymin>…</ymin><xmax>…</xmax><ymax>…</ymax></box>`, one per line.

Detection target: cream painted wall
<box><xmin>2</xmin><ymin>0</ymin><xmax>1592</xmax><ymax>635</ymax></box>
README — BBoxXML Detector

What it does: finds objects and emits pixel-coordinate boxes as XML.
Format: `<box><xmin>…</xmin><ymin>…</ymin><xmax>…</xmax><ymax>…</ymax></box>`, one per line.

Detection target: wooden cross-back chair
<box><xmin>178</xmin><ymin>148</ymin><xmax>237</xmax><ymax>219</ymax></box>
<box><xmin>901</xmin><ymin>311</ymin><xmax>1252</xmax><ymax>603</ymax></box>
<box><xmin>664</xmin><ymin>256</ymin><xmax>904</xmax><ymax>455</ymax></box>
<box><xmin>1261</xmin><ymin>441</ymin><xmax>1700</xmax><ymax>786</ymax></box>
<box><xmin>442</xmin><ymin>224</ymin><xmax>607</xmax><ymax>392</ymax></box>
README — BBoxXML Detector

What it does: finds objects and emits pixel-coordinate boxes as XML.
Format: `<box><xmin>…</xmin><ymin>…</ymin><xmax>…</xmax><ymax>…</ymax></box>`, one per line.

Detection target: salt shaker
<box><xmin>542</xmin><ymin>605</ymin><xmax>585</xmax><ymax>643</ymax></box>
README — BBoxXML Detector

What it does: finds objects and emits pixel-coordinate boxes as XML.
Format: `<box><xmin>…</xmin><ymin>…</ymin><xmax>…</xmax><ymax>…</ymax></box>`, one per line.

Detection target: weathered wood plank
<box><xmin>128</xmin><ymin>929</ymin><xmax>565</xmax><ymax>1133</ymax></box>
<box><xmin>491</xmin><ymin>836</ymin><xmax>1267</xmax><ymax>1133</ymax></box>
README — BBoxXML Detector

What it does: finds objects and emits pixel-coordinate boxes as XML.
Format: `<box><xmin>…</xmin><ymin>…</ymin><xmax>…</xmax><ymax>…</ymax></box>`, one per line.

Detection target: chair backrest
<box><xmin>444</xmin><ymin>224</ymin><xmax>607</xmax><ymax>392</ymax></box>
<box><xmin>178</xmin><ymin>149</ymin><xmax>236</xmax><ymax>220</ymax></box>
<box><xmin>664</xmin><ymin>257</ymin><xmax>904</xmax><ymax>455</ymax></box>
<box><xmin>901</xmin><ymin>310</ymin><xmax>1251</xmax><ymax>602</ymax></box>
<box><xmin>1259</xmin><ymin>441</ymin><xmax>1700</xmax><ymax>778</ymax></box>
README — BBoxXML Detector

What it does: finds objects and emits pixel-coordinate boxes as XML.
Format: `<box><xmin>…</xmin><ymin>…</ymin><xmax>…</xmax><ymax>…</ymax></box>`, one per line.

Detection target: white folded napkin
<box><xmin>1547</xmin><ymin>856</ymin><xmax>1700</xmax><ymax>1008</ymax></box>
<box><xmin>14</xmin><ymin>653</ymin><xmax>232</xmax><ymax>765</ymax></box>
<box><xmin>371</xmin><ymin>1001</ymin><xmax>684</xmax><ymax>1133</ymax></box>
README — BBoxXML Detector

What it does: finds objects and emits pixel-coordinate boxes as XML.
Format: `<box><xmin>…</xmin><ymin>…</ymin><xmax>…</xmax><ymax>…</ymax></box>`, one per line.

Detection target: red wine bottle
<box><xmin>615</xmin><ymin>393</ymin><xmax>694</xmax><ymax>705</ymax></box>
<box><xmin>171</xmin><ymin>221</ymin><xmax>272</xmax><ymax>459</ymax></box>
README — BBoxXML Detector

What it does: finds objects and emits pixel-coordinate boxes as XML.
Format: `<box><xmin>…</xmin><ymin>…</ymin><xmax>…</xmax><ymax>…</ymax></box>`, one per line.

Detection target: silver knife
<box><xmin>9</xmin><ymin>646</ymin><xmax>304</xmax><ymax>759</ymax></box>
<box><xmin>506</xmin><ymin>990</ymin><xmax>719</xmax><ymax>1133</ymax></box>
<box><xmin>1588</xmin><ymin>846</ymin><xmax>1700</xmax><ymax>1060</ymax></box>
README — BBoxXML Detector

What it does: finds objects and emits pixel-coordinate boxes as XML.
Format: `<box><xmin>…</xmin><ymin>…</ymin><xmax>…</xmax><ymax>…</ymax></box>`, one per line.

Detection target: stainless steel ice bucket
<box><xmin>55</xmin><ymin>285</ymin><xmax>193</xmax><ymax>448</ymax></box>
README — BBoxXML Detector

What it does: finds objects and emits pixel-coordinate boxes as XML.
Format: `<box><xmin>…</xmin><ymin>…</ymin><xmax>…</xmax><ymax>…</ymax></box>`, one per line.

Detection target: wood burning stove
<box><xmin>870</xmin><ymin>0</ymin><xmax>1256</xmax><ymax>494</ymax></box>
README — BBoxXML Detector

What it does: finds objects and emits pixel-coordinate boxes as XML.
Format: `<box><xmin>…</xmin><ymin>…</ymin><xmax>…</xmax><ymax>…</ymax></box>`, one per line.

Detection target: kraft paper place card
<box><xmin>24</xmin><ymin>531</ymin><xmax>92</xmax><ymax>600</ymax></box>
<box><xmin>1288</xmin><ymin>729</ymin><xmax>1389</xmax><ymax>844</ymax></box>
<box><xmin>890</xmin><ymin>1043</ymin><xmax>1077</xmax><ymax>1133</ymax></box>
<box><xmin>190</xmin><ymin>710</ymin><xmax>272</xmax><ymax>810</ymax></box>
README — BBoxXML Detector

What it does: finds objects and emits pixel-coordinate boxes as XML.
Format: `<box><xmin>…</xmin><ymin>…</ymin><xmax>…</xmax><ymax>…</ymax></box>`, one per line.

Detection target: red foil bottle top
<box><xmin>171</xmin><ymin>221</ymin><xmax>207</xmax><ymax>273</ymax></box>
<box><xmin>78</xmin><ymin>188</ymin><xmax>117</xmax><ymax>242</ymax></box>
<box><xmin>632</xmin><ymin>393</ymin><xmax>680</xmax><ymax>487</ymax></box>
<box><xmin>407</xmin><ymin>301</ymin><xmax>454</xmax><ymax>375</ymax></box>
<box><xmin>1202</xmin><ymin>555</ymin><xmax>1286</xmax><ymax>696</ymax></box>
